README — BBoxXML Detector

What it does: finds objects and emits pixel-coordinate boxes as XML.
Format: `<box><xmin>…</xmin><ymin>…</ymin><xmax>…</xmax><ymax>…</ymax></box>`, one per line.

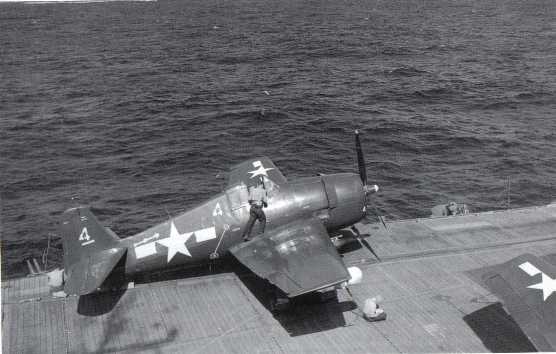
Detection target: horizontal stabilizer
<box><xmin>64</xmin><ymin>248</ymin><xmax>126</xmax><ymax>296</ymax></box>
<box><xmin>230</xmin><ymin>218</ymin><xmax>349</xmax><ymax>297</ymax></box>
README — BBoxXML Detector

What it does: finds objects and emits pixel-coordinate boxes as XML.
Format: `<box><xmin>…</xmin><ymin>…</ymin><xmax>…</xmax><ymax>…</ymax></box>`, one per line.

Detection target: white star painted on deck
<box><xmin>248</xmin><ymin>162</ymin><xmax>274</xmax><ymax>179</ymax></box>
<box><xmin>528</xmin><ymin>273</ymin><xmax>556</xmax><ymax>301</ymax></box>
<box><xmin>156</xmin><ymin>221</ymin><xmax>193</xmax><ymax>262</ymax></box>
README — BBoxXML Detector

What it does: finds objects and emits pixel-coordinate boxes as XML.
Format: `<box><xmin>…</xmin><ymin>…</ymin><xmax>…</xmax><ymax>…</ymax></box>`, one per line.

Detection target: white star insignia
<box><xmin>528</xmin><ymin>273</ymin><xmax>556</xmax><ymax>301</ymax></box>
<box><xmin>156</xmin><ymin>221</ymin><xmax>193</xmax><ymax>262</ymax></box>
<box><xmin>248</xmin><ymin>162</ymin><xmax>274</xmax><ymax>179</ymax></box>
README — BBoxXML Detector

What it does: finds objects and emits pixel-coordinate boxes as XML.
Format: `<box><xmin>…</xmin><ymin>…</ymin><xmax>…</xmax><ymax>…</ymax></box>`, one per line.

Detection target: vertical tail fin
<box><xmin>60</xmin><ymin>207</ymin><xmax>125</xmax><ymax>295</ymax></box>
<box><xmin>60</xmin><ymin>207</ymin><xmax>120</xmax><ymax>267</ymax></box>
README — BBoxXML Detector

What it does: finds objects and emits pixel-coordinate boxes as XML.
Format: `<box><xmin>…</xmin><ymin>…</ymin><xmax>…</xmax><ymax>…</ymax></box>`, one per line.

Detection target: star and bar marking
<box><xmin>156</xmin><ymin>222</ymin><xmax>194</xmax><ymax>262</ymax></box>
<box><xmin>519</xmin><ymin>261</ymin><xmax>556</xmax><ymax>301</ymax></box>
<box><xmin>134</xmin><ymin>222</ymin><xmax>217</xmax><ymax>262</ymax></box>
<box><xmin>248</xmin><ymin>160</ymin><xmax>273</xmax><ymax>179</ymax></box>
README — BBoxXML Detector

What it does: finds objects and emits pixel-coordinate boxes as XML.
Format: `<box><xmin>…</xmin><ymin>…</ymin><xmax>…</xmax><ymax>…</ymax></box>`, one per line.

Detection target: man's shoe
<box><xmin>243</xmin><ymin>237</ymin><xmax>250</xmax><ymax>242</ymax></box>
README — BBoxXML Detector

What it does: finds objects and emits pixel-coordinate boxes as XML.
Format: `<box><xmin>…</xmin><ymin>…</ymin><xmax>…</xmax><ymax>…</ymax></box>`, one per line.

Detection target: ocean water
<box><xmin>1</xmin><ymin>0</ymin><xmax>555</xmax><ymax>277</ymax></box>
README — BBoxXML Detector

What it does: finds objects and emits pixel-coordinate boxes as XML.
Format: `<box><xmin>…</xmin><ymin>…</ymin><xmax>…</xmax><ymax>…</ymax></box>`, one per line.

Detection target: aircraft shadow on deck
<box><xmin>77</xmin><ymin>289</ymin><xmax>127</xmax><ymax>316</ymax></box>
<box><xmin>463</xmin><ymin>260</ymin><xmax>547</xmax><ymax>353</ymax></box>
<box><xmin>333</xmin><ymin>228</ymin><xmax>380</xmax><ymax>261</ymax></box>
<box><xmin>78</xmin><ymin>285</ymin><xmax>179</xmax><ymax>354</ymax></box>
<box><xmin>273</xmin><ymin>296</ymin><xmax>358</xmax><ymax>337</ymax></box>
<box><xmin>236</xmin><ymin>266</ymin><xmax>357</xmax><ymax>336</ymax></box>
<box><xmin>463</xmin><ymin>302</ymin><xmax>536</xmax><ymax>353</ymax></box>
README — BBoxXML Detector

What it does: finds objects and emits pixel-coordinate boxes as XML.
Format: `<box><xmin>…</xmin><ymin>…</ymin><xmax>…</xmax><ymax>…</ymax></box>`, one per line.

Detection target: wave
<box><xmin>386</xmin><ymin>67</ymin><xmax>428</xmax><ymax>77</ymax></box>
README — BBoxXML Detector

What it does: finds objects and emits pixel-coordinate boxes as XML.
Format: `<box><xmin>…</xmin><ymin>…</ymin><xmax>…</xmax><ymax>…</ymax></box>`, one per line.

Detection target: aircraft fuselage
<box><xmin>119</xmin><ymin>173</ymin><xmax>365</xmax><ymax>277</ymax></box>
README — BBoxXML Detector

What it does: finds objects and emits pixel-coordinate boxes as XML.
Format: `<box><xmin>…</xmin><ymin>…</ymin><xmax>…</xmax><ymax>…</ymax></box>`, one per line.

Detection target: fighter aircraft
<box><xmin>478</xmin><ymin>253</ymin><xmax>556</xmax><ymax>351</ymax></box>
<box><xmin>58</xmin><ymin>130</ymin><xmax>379</xmax><ymax>298</ymax></box>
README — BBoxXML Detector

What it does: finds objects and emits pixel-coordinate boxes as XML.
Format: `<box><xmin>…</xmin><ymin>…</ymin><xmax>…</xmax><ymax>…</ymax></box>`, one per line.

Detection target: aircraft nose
<box><xmin>334</xmin><ymin>174</ymin><xmax>366</xmax><ymax>206</ymax></box>
<box><xmin>321</xmin><ymin>173</ymin><xmax>366</xmax><ymax>228</ymax></box>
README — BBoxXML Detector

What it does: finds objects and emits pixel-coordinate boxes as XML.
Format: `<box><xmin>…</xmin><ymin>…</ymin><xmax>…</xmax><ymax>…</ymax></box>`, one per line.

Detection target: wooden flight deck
<box><xmin>3</xmin><ymin>203</ymin><xmax>556</xmax><ymax>353</ymax></box>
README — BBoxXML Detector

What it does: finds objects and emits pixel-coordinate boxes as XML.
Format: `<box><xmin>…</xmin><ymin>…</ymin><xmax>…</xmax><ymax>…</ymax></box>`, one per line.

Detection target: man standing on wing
<box><xmin>242</xmin><ymin>177</ymin><xmax>268</xmax><ymax>242</ymax></box>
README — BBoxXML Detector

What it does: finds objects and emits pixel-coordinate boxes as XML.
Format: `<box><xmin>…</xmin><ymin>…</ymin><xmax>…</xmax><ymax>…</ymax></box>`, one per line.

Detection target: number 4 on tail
<box><xmin>79</xmin><ymin>227</ymin><xmax>95</xmax><ymax>246</ymax></box>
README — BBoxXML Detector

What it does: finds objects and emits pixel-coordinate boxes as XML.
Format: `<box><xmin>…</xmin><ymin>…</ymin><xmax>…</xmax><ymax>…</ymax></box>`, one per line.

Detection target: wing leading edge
<box><xmin>230</xmin><ymin>218</ymin><xmax>350</xmax><ymax>297</ymax></box>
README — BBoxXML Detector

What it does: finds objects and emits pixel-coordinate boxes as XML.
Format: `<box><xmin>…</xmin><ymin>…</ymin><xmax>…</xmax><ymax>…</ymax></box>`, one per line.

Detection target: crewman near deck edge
<box><xmin>242</xmin><ymin>177</ymin><xmax>268</xmax><ymax>242</ymax></box>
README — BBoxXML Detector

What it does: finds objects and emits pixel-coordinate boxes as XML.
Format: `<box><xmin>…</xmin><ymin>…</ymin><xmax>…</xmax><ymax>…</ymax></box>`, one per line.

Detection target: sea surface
<box><xmin>1</xmin><ymin>0</ymin><xmax>555</xmax><ymax>277</ymax></box>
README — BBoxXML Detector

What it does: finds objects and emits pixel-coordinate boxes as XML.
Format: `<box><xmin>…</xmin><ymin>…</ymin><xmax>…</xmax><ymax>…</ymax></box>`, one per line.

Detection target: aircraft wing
<box><xmin>479</xmin><ymin>253</ymin><xmax>556</xmax><ymax>351</ymax></box>
<box><xmin>228</xmin><ymin>157</ymin><xmax>287</xmax><ymax>187</ymax></box>
<box><xmin>230</xmin><ymin>218</ymin><xmax>350</xmax><ymax>297</ymax></box>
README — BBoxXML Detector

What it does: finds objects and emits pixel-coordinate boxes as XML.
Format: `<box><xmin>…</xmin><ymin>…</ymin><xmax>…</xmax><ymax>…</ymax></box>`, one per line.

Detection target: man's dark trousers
<box><xmin>243</xmin><ymin>204</ymin><xmax>266</xmax><ymax>240</ymax></box>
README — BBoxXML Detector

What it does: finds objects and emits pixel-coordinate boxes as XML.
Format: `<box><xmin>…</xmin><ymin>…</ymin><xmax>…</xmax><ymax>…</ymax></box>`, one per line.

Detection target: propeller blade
<box><xmin>355</xmin><ymin>129</ymin><xmax>368</xmax><ymax>186</ymax></box>
<box><xmin>377</xmin><ymin>214</ymin><xmax>388</xmax><ymax>230</ymax></box>
<box><xmin>354</xmin><ymin>129</ymin><xmax>384</xmax><ymax>228</ymax></box>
